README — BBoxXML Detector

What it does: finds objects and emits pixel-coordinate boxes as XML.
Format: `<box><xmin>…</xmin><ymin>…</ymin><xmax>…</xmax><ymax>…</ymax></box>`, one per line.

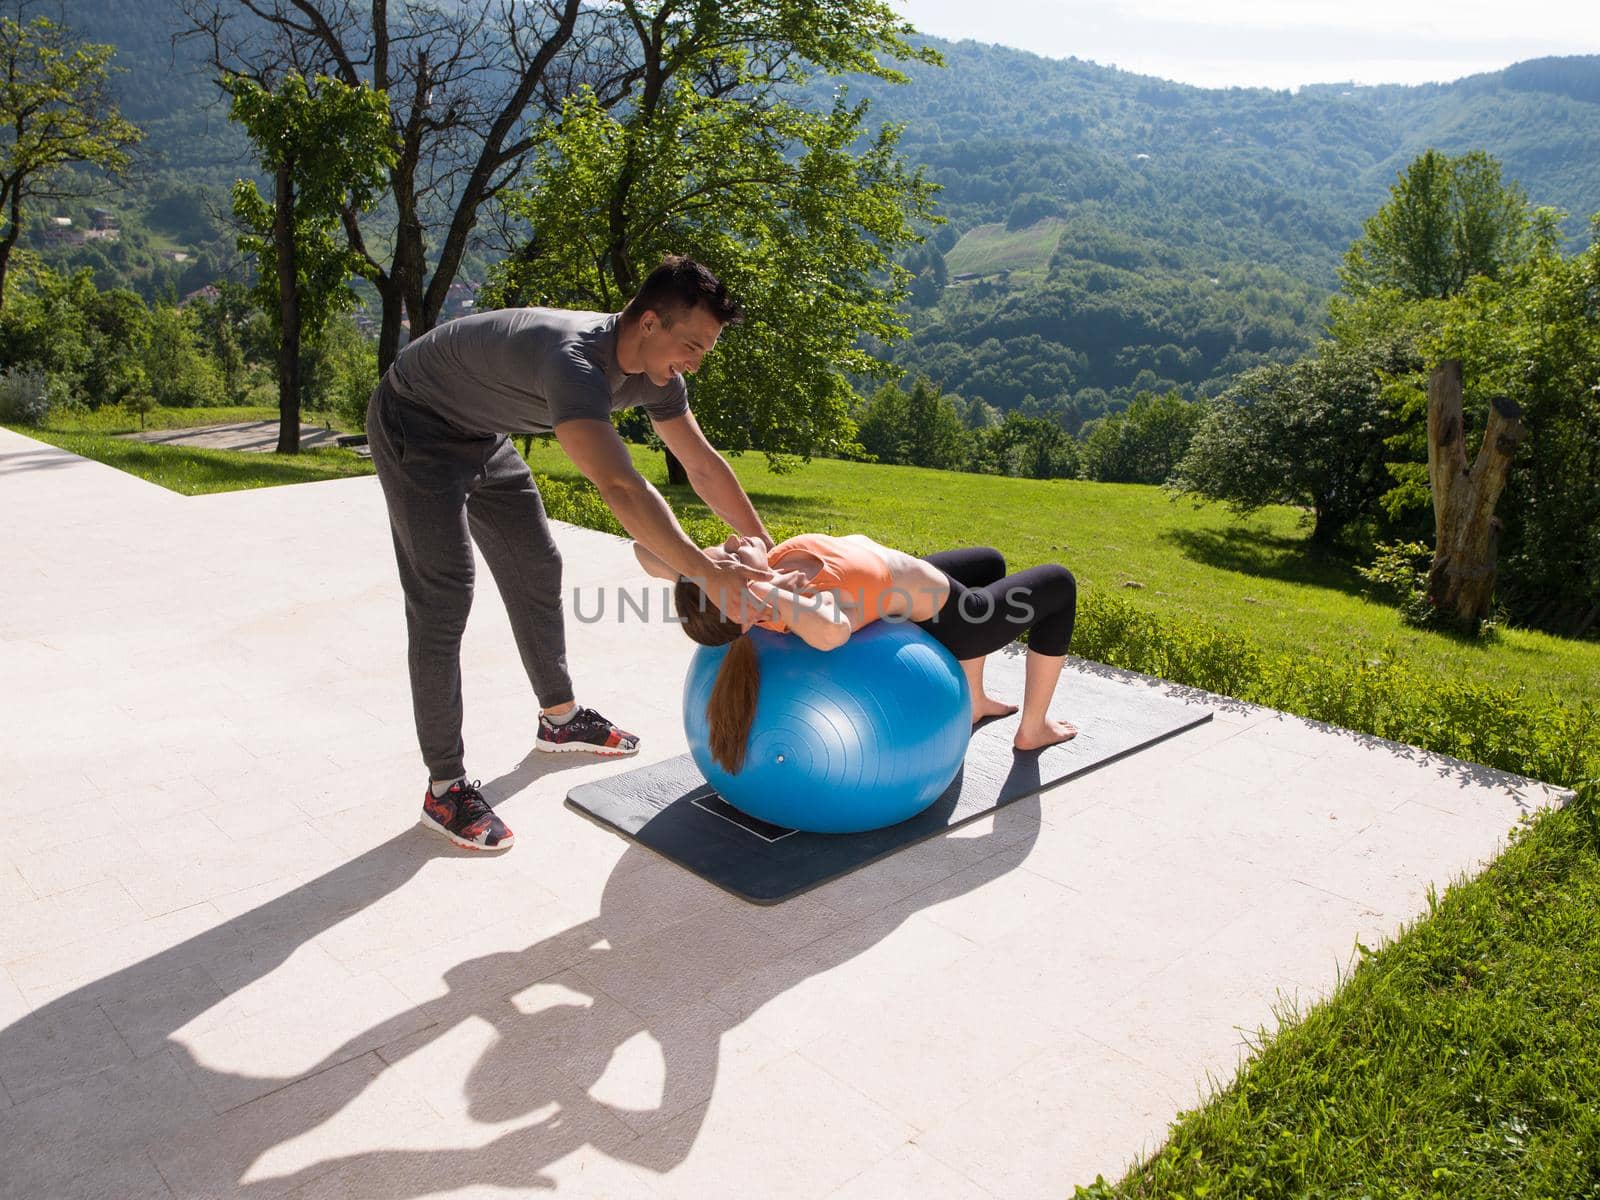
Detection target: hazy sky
<box><xmin>891</xmin><ymin>0</ymin><xmax>1600</xmax><ymax>91</ymax></box>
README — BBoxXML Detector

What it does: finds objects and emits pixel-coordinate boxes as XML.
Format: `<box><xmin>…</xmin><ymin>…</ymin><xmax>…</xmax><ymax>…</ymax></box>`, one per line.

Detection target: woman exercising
<box><xmin>634</xmin><ymin>533</ymin><xmax>1078</xmax><ymax>770</ymax></box>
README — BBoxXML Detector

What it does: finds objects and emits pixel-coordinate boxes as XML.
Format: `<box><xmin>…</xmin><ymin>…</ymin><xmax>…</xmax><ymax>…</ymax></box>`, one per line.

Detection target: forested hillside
<box><xmin>36</xmin><ymin>3</ymin><xmax>1600</xmax><ymax>421</ymax></box>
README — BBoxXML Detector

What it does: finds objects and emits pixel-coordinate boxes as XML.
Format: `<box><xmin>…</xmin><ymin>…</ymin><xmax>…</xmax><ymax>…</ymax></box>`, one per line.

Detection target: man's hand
<box><xmin>682</xmin><ymin>556</ymin><xmax>772</xmax><ymax>626</ymax></box>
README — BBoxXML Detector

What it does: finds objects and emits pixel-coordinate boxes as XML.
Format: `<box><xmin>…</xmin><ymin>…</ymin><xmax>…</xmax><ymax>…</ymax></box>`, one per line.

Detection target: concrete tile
<box><xmin>1077</xmin><ymin>932</ymin><xmax>1323</xmax><ymax>1096</ymax></box>
<box><xmin>572</xmin><ymin>903</ymin><xmax>787</xmax><ymax>1019</ymax></box>
<box><xmin>706</xmin><ymin>902</ymin><xmax>977</xmax><ymax>1054</ymax></box>
<box><xmin>0</xmin><ymin>968</ymin><xmax>29</xmax><ymax>1039</ymax></box>
<box><xmin>1183</xmin><ymin>724</ymin><xmax>1320</xmax><ymax>783</ymax></box>
<box><xmin>1294</xmin><ymin>799</ymin><xmax>1507</xmax><ymax>922</ymax></box>
<box><xmin>638</xmin><ymin>1052</ymin><xmax>914</xmax><ymax>1200</ymax></box>
<box><xmin>0</xmin><ymin>999</ymin><xmax>132</xmax><ymax>1105</ymax></box>
<box><xmin>0</xmin><ymin>1051</ymin><xmax>206</xmax><ymax>1199</ymax></box>
<box><xmin>564</xmin><ymin>854</ymin><xmax>737</xmax><ymax>951</ymax></box>
<box><xmin>919</xmin><ymin>1037</ymin><xmax>1187</xmax><ymax>1199</ymax></box>
<box><xmin>796</xmin><ymin>949</ymin><xmax>1079</xmax><ymax>1132</ymax></box>
<box><xmin>917</xmin><ymin>847</ymin><xmax>1080</xmax><ymax>946</ymax></box>
<box><xmin>0</xmin><ymin>862</ymin><xmax>33</xmax><ymax>906</ymax></box>
<box><xmin>0</xmin><ymin>879</ymin><xmax>144</xmax><ymax>966</ymax></box>
<box><xmin>826</xmin><ymin>1144</ymin><xmax>996</xmax><ymax>1200</ymax></box>
<box><xmin>21</xmin><ymin>1149</ymin><xmax>175</xmax><ymax>1200</ymax></box>
<box><xmin>13</xmin><ymin>832</ymin><xmax>162</xmax><ymax>901</ymax></box>
<box><xmin>150</xmin><ymin>1052</ymin><xmax>437</xmax><ymax>1200</ymax></box>
<box><xmin>280</xmin><ymin>1137</ymin><xmax>666</xmax><ymax>1200</ymax></box>
<box><xmin>175</xmin><ymin>970</ymin><xmax>431</xmax><ymax>1113</ymax></box>
<box><xmin>806</xmin><ymin>815</ymin><xmax>1039</xmax><ymax>924</ymax></box>
<box><xmin>99</xmin><ymin>964</ymin><xmax>236</xmax><ymax>1060</ymax></box>
<box><xmin>4</xmin><ymin>902</ymin><xmax>222</xmax><ymax>1008</ymax></box>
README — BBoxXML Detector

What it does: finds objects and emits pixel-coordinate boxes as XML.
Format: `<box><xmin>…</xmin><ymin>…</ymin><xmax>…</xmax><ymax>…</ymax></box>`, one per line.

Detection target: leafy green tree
<box><xmin>486</xmin><ymin>1</ymin><xmax>938</xmax><ymax>478</ymax></box>
<box><xmin>1339</xmin><ymin>149</ymin><xmax>1534</xmax><ymax>301</ymax></box>
<box><xmin>0</xmin><ymin>11</ymin><xmax>140</xmax><ymax>307</ymax></box>
<box><xmin>303</xmin><ymin>313</ymin><xmax>379</xmax><ymax>430</ymax></box>
<box><xmin>853</xmin><ymin>380</ymin><xmax>910</xmax><ymax>464</ymax></box>
<box><xmin>224</xmin><ymin>72</ymin><xmax>394</xmax><ymax>452</ymax></box>
<box><xmin>0</xmin><ymin>266</ymin><xmax>160</xmax><ymax>409</ymax></box>
<box><xmin>1078</xmin><ymin>390</ymin><xmax>1204</xmax><ymax>484</ymax></box>
<box><xmin>850</xmin><ymin>376</ymin><xmax>967</xmax><ymax>469</ymax></box>
<box><xmin>901</xmin><ymin>376</ymin><xmax>967</xmax><ymax>469</ymax></box>
<box><xmin>143</xmin><ymin>301</ymin><xmax>224</xmax><ymax>408</ymax></box>
<box><xmin>1169</xmin><ymin>341</ymin><xmax>1403</xmax><ymax>545</ymax></box>
<box><xmin>1406</xmin><ymin>220</ymin><xmax>1600</xmax><ymax>633</ymax></box>
<box><xmin>186</xmin><ymin>280</ymin><xmax>275</xmax><ymax>403</ymax></box>
<box><xmin>973</xmin><ymin>409</ymin><xmax>1078</xmax><ymax>479</ymax></box>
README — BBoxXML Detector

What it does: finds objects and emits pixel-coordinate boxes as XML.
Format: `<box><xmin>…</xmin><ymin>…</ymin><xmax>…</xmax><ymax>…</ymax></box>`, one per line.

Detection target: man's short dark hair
<box><xmin>623</xmin><ymin>255</ymin><xmax>744</xmax><ymax>328</ymax></box>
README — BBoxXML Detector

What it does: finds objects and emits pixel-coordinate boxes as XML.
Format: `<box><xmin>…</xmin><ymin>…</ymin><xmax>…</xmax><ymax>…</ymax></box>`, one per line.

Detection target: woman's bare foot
<box><xmin>971</xmin><ymin>694</ymin><xmax>1020</xmax><ymax>725</ymax></box>
<box><xmin>1014</xmin><ymin>717</ymin><xmax>1078</xmax><ymax>751</ymax></box>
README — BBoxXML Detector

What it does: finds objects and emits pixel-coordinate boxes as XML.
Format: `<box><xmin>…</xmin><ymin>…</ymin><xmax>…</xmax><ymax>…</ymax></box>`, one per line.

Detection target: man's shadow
<box><xmin>0</xmin><ymin>753</ymin><xmax>1043</xmax><ymax>1199</ymax></box>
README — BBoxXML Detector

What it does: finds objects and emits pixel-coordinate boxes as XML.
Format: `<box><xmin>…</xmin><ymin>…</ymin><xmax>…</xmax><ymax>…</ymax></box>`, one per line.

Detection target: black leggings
<box><xmin>915</xmin><ymin>547</ymin><xmax>1076</xmax><ymax>660</ymax></box>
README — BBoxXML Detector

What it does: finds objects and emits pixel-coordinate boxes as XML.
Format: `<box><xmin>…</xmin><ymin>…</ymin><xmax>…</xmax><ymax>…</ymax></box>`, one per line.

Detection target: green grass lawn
<box><xmin>6</xmin><ymin>406</ymin><xmax>373</xmax><ymax>494</ymax></box>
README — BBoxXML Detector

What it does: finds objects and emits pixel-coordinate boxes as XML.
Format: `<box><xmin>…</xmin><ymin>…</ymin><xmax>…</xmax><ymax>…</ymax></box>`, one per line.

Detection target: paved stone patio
<box><xmin>118</xmin><ymin>420</ymin><xmax>347</xmax><ymax>453</ymax></box>
<box><xmin>0</xmin><ymin>425</ymin><xmax>1569</xmax><ymax>1199</ymax></box>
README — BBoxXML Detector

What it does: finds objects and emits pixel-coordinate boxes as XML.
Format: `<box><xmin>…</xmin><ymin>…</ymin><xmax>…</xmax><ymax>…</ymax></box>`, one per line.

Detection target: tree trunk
<box><xmin>0</xmin><ymin>191</ymin><xmax>21</xmax><ymax>310</ymax></box>
<box><xmin>664</xmin><ymin>448</ymin><xmax>688</xmax><ymax>487</ymax></box>
<box><xmin>376</xmin><ymin>278</ymin><xmax>404</xmax><ymax>375</ymax></box>
<box><xmin>274</xmin><ymin>163</ymin><xmax>302</xmax><ymax>455</ymax></box>
<box><xmin>1425</xmin><ymin>359</ymin><xmax>1528</xmax><ymax>630</ymax></box>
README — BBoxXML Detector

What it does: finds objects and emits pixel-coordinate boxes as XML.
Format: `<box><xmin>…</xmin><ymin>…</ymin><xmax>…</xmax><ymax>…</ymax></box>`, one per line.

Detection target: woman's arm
<box><xmin>747</xmin><ymin>581</ymin><xmax>853</xmax><ymax>651</ymax></box>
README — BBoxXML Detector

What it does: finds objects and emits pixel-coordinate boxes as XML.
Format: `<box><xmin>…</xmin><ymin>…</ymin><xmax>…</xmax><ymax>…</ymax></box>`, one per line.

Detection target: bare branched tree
<box><xmin>179</xmin><ymin>0</ymin><xmax>641</xmax><ymax>369</ymax></box>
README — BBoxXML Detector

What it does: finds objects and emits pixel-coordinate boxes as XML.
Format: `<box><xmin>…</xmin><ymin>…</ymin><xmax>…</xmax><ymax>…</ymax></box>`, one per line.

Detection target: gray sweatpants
<box><xmin>366</xmin><ymin>377</ymin><xmax>574</xmax><ymax>781</ymax></box>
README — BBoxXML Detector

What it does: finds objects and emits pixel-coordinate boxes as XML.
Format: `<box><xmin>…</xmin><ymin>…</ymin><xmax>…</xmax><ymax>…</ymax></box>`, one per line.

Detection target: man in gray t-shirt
<box><xmin>366</xmin><ymin>256</ymin><xmax>770</xmax><ymax>851</ymax></box>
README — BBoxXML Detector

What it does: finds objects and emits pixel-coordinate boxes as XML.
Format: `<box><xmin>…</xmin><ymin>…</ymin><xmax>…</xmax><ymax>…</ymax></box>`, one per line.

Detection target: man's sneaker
<box><xmin>420</xmin><ymin>779</ymin><xmax>514</xmax><ymax>850</ymax></box>
<box><xmin>535</xmin><ymin>706</ymin><xmax>640</xmax><ymax>756</ymax></box>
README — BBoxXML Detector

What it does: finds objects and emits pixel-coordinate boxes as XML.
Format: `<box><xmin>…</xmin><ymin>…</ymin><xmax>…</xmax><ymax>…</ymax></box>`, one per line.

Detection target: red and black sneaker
<box><xmin>420</xmin><ymin>779</ymin><xmax>514</xmax><ymax>850</ymax></box>
<box><xmin>535</xmin><ymin>706</ymin><xmax>640</xmax><ymax>757</ymax></box>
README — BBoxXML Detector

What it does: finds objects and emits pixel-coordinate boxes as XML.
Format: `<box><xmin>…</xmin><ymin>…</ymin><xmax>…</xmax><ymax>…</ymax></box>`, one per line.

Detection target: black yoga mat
<box><xmin>568</xmin><ymin>658</ymin><xmax>1212</xmax><ymax>904</ymax></box>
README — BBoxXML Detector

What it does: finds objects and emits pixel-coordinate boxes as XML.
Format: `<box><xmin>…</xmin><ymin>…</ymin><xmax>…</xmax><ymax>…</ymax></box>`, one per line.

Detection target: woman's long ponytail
<box><xmin>707</xmin><ymin>633</ymin><xmax>760</xmax><ymax>773</ymax></box>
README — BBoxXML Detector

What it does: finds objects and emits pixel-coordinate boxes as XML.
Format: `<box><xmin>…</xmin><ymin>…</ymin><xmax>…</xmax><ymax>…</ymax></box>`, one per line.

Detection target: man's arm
<box><xmin>555</xmin><ymin>419</ymin><xmax>754</xmax><ymax>595</ymax></box>
<box><xmin>651</xmin><ymin>410</ymin><xmax>772</xmax><ymax>548</ymax></box>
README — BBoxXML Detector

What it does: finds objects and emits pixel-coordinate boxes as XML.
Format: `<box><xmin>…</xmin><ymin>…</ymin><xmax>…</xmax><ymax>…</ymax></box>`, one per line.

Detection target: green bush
<box><xmin>1076</xmin><ymin>591</ymin><xmax>1599</xmax><ymax>790</ymax></box>
<box><xmin>0</xmin><ymin>365</ymin><xmax>51</xmax><ymax>425</ymax></box>
<box><xmin>1356</xmin><ymin>538</ymin><xmax>1439</xmax><ymax>628</ymax></box>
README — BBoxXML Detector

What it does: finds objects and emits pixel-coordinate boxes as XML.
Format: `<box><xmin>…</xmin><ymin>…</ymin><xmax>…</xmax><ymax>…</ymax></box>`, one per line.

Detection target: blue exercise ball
<box><xmin>683</xmin><ymin>621</ymin><xmax>970</xmax><ymax>834</ymax></box>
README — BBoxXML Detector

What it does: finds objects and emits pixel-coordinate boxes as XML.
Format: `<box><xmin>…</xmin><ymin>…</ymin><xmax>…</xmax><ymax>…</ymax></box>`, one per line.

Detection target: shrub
<box><xmin>1356</xmin><ymin>539</ymin><xmax>1438</xmax><ymax>627</ymax></box>
<box><xmin>1076</xmin><ymin>591</ymin><xmax>1599</xmax><ymax>791</ymax></box>
<box><xmin>0</xmin><ymin>366</ymin><xmax>51</xmax><ymax>425</ymax></box>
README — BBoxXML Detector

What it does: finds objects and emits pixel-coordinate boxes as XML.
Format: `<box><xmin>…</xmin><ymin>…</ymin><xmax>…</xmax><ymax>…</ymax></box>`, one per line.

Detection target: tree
<box><xmin>486</xmin><ymin>3</ymin><xmax>937</xmax><ymax>478</ymax></box>
<box><xmin>224</xmin><ymin>72</ymin><xmax>393</xmax><ymax>452</ymax></box>
<box><xmin>1417</xmin><ymin>220</ymin><xmax>1600</xmax><ymax>635</ymax></box>
<box><xmin>1078</xmin><ymin>390</ymin><xmax>1203</xmax><ymax>484</ymax></box>
<box><xmin>1339</xmin><ymin>149</ymin><xmax>1533</xmax><ymax>301</ymax></box>
<box><xmin>1168</xmin><ymin>340</ymin><xmax>1402</xmax><ymax>545</ymax></box>
<box><xmin>184</xmin><ymin>0</ymin><xmax>649</xmax><ymax>372</ymax></box>
<box><xmin>853</xmin><ymin>380</ymin><xmax>910</xmax><ymax>464</ymax></box>
<box><xmin>976</xmin><ymin>410</ymin><xmax>1079</xmax><ymax>479</ymax></box>
<box><xmin>0</xmin><ymin>9</ymin><xmax>141</xmax><ymax>307</ymax></box>
<box><xmin>1422</xmin><ymin>360</ymin><xmax>1527</xmax><ymax>632</ymax></box>
<box><xmin>143</xmin><ymin>301</ymin><xmax>224</xmax><ymax>408</ymax></box>
<box><xmin>901</xmin><ymin>376</ymin><xmax>966</xmax><ymax>469</ymax></box>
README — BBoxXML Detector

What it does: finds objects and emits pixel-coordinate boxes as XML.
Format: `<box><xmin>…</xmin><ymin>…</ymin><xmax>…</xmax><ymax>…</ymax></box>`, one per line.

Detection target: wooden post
<box><xmin>1425</xmin><ymin>359</ymin><xmax>1528</xmax><ymax>630</ymax></box>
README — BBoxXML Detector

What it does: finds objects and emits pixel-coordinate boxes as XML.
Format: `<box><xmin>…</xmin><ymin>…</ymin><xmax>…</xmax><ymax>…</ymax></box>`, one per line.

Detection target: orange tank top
<box><xmin>753</xmin><ymin>534</ymin><xmax>897</xmax><ymax>633</ymax></box>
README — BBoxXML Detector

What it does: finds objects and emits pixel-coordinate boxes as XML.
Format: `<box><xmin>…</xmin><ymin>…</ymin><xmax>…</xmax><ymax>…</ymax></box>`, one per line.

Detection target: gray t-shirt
<box><xmin>386</xmin><ymin>306</ymin><xmax>689</xmax><ymax>436</ymax></box>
